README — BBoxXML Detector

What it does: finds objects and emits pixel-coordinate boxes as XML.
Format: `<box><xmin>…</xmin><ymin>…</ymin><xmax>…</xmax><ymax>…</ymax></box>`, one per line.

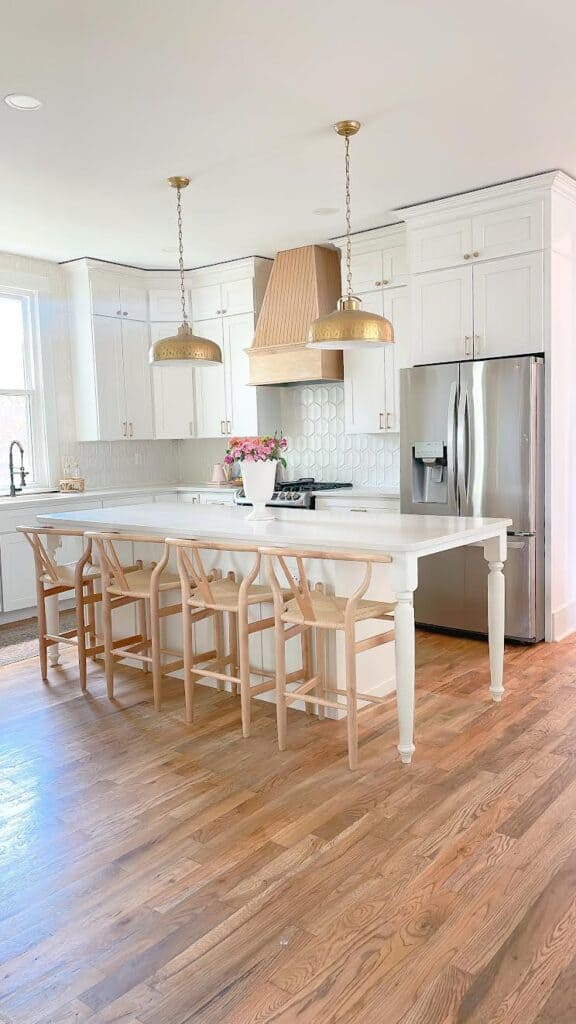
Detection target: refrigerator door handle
<box><xmin>447</xmin><ymin>381</ymin><xmax>458</xmax><ymax>511</ymax></box>
<box><xmin>457</xmin><ymin>383</ymin><xmax>470</xmax><ymax>512</ymax></box>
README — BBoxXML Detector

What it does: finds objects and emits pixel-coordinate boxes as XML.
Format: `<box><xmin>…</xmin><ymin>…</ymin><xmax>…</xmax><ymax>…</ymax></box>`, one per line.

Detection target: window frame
<box><xmin>0</xmin><ymin>286</ymin><xmax>50</xmax><ymax>488</ymax></box>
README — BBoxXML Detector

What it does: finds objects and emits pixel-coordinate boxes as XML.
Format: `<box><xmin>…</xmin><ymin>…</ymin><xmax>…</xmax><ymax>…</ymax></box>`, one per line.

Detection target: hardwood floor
<box><xmin>1</xmin><ymin>631</ymin><xmax>576</xmax><ymax>1023</ymax></box>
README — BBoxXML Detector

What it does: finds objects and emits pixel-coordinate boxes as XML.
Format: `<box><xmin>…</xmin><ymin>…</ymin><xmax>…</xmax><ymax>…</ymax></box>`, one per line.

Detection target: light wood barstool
<box><xmin>167</xmin><ymin>538</ymin><xmax>298</xmax><ymax>736</ymax></box>
<box><xmin>87</xmin><ymin>531</ymin><xmax>187</xmax><ymax>709</ymax></box>
<box><xmin>264</xmin><ymin>546</ymin><xmax>397</xmax><ymax>770</ymax></box>
<box><xmin>18</xmin><ymin>525</ymin><xmax>102</xmax><ymax>690</ymax></box>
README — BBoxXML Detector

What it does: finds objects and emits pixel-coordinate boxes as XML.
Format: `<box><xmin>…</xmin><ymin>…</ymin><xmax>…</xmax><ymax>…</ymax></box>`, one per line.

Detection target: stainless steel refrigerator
<box><xmin>400</xmin><ymin>356</ymin><xmax>544</xmax><ymax>642</ymax></box>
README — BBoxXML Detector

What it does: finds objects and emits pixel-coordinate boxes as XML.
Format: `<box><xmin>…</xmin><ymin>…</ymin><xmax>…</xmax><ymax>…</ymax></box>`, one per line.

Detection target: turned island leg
<box><xmin>484</xmin><ymin>534</ymin><xmax>507</xmax><ymax>703</ymax></box>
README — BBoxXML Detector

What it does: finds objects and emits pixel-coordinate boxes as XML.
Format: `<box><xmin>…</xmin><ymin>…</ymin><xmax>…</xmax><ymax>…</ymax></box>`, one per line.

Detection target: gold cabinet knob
<box><xmin>472</xmin><ymin>251</ymin><xmax>479</xmax><ymax>258</ymax></box>
<box><xmin>463</xmin><ymin>253</ymin><xmax>471</xmax><ymax>260</ymax></box>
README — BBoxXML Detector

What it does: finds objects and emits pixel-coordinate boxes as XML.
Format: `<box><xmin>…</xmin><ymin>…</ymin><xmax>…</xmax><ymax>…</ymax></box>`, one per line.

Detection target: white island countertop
<box><xmin>38</xmin><ymin>502</ymin><xmax>510</xmax><ymax>557</ymax></box>
<box><xmin>38</xmin><ymin>502</ymin><xmax>511</xmax><ymax>764</ymax></box>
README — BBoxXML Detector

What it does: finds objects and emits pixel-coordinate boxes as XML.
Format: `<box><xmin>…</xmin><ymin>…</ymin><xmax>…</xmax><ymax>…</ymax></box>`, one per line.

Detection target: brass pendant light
<box><xmin>308</xmin><ymin>121</ymin><xmax>394</xmax><ymax>349</ymax></box>
<box><xmin>149</xmin><ymin>176</ymin><xmax>223</xmax><ymax>367</ymax></box>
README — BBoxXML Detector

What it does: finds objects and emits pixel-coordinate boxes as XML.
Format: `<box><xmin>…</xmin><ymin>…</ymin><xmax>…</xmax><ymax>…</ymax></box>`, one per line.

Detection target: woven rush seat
<box><xmin>187</xmin><ymin>576</ymin><xmax>275</xmax><ymax>612</ymax></box>
<box><xmin>40</xmin><ymin>561</ymin><xmax>101</xmax><ymax>587</ymax></box>
<box><xmin>107</xmin><ymin>564</ymin><xmax>180</xmax><ymax>598</ymax></box>
<box><xmin>281</xmin><ymin>591</ymin><xmax>395</xmax><ymax>628</ymax></box>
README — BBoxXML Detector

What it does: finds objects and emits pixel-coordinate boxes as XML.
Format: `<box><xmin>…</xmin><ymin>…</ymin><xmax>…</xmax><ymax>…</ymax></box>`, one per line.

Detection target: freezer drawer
<box><xmin>415</xmin><ymin>536</ymin><xmax>543</xmax><ymax>642</ymax></box>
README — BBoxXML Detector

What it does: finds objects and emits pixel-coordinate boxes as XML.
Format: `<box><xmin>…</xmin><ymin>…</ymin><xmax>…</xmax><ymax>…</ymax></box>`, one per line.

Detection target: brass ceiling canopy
<box><xmin>308</xmin><ymin>120</ymin><xmax>394</xmax><ymax>350</ymax></box>
<box><xmin>149</xmin><ymin>176</ymin><xmax>223</xmax><ymax>367</ymax></box>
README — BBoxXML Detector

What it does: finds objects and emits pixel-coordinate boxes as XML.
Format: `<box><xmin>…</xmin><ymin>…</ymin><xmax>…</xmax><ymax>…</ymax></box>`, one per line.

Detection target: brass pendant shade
<box><xmin>150</xmin><ymin>323</ymin><xmax>223</xmax><ymax>366</ymax></box>
<box><xmin>310</xmin><ymin>296</ymin><xmax>394</xmax><ymax>349</ymax></box>
<box><xmin>149</xmin><ymin>176</ymin><xmax>223</xmax><ymax>367</ymax></box>
<box><xmin>308</xmin><ymin>120</ymin><xmax>394</xmax><ymax>351</ymax></box>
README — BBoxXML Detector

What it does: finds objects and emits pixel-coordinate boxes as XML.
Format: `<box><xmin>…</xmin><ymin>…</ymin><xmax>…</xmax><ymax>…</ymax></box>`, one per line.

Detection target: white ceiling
<box><xmin>2</xmin><ymin>0</ymin><xmax>576</xmax><ymax>269</ymax></box>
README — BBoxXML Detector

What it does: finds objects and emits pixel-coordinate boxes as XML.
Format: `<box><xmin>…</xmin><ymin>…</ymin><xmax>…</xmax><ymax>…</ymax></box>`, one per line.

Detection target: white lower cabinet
<box><xmin>0</xmin><ymin>533</ymin><xmax>38</xmax><ymax>612</ymax></box>
<box><xmin>344</xmin><ymin>287</ymin><xmax>406</xmax><ymax>433</ymax></box>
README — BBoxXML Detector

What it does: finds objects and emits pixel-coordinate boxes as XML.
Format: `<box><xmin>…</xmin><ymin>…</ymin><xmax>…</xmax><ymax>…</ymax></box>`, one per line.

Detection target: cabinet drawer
<box><xmin>409</xmin><ymin>219</ymin><xmax>473</xmax><ymax>273</ymax></box>
<box><xmin>472</xmin><ymin>200</ymin><xmax>544</xmax><ymax>262</ymax></box>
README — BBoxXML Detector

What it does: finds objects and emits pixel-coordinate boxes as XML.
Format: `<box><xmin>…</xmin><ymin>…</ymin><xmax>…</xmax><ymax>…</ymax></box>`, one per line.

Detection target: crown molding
<box><xmin>396</xmin><ymin>171</ymin><xmax>575</xmax><ymax>222</ymax></box>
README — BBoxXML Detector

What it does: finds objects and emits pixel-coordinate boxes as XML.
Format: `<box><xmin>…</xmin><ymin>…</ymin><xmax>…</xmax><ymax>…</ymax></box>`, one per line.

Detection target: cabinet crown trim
<box><xmin>396</xmin><ymin>171</ymin><xmax>575</xmax><ymax>223</ymax></box>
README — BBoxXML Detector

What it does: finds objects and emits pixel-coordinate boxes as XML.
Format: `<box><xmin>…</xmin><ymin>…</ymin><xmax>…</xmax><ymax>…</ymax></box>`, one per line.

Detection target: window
<box><xmin>0</xmin><ymin>290</ymin><xmax>47</xmax><ymax>489</ymax></box>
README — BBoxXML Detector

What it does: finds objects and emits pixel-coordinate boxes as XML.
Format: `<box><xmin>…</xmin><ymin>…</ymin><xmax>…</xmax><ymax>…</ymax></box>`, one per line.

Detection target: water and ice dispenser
<box><xmin>411</xmin><ymin>441</ymin><xmax>448</xmax><ymax>504</ymax></box>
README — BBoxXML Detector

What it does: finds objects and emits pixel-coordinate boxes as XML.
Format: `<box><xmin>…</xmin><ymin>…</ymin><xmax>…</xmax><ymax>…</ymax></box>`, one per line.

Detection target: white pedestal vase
<box><xmin>241</xmin><ymin>460</ymin><xmax>276</xmax><ymax>521</ymax></box>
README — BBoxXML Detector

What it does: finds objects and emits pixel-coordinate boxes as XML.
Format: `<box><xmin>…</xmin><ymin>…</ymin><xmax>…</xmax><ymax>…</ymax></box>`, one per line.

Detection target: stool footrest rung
<box><xmin>355</xmin><ymin>630</ymin><xmax>395</xmax><ymax>653</ymax></box>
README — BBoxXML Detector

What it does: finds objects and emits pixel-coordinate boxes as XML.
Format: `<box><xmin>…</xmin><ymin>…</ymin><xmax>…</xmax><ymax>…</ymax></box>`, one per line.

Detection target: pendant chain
<box><xmin>344</xmin><ymin>134</ymin><xmax>353</xmax><ymax>299</ymax></box>
<box><xmin>175</xmin><ymin>185</ymin><xmax>188</xmax><ymax>325</ymax></box>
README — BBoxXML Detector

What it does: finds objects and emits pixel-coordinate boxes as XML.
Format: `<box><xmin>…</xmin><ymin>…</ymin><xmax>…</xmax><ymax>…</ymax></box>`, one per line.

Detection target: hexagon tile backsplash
<box><xmin>279</xmin><ymin>383</ymin><xmax>399</xmax><ymax>489</ymax></box>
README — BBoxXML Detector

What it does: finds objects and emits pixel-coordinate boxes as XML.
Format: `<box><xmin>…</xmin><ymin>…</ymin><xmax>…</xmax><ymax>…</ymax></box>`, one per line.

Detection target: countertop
<box><xmin>0</xmin><ymin>483</ymin><xmax>399</xmax><ymax>511</ymax></box>
<box><xmin>39</xmin><ymin>502</ymin><xmax>511</xmax><ymax>557</ymax></box>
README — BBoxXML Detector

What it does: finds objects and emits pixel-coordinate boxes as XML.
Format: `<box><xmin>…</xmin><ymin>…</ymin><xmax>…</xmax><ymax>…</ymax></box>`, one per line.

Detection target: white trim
<box><xmin>550</xmin><ymin>599</ymin><xmax>576</xmax><ymax>642</ymax></box>
<box><xmin>396</xmin><ymin>171</ymin><xmax>576</xmax><ymax>223</ymax></box>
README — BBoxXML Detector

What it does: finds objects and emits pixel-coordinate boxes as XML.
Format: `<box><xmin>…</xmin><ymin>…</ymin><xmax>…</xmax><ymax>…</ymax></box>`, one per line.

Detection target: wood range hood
<box><xmin>248</xmin><ymin>245</ymin><xmax>344</xmax><ymax>385</ymax></box>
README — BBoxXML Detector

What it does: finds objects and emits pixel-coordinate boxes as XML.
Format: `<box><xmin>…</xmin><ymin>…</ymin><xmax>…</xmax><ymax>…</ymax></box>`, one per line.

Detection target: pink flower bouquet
<box><xmin>225</xmin><ymin>434</ymin><xmax>288</xmax><ymax>468</ymax></box>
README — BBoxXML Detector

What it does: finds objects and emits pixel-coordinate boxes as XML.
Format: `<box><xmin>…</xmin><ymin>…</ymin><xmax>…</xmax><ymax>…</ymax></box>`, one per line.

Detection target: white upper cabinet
<box><xmin>150</xmin><ymin>323</ymin><xmax>196</xmax><ymax>439</ymax></box>
<box><xmin>344</xmin><ymin>287</ymin><xmax>407</xmax><ymax>433</ymax></box>
<box><xmin>472</xmin><ymin>252</ymin><xmax>544</xmax><ymax>360</ymax></box>
<box><xmin>409</xmin><ymin>219</ymin><xmax>473</xmax><ymax>274</ymax></box>
<box><xmin>471</xmin><ymin>201</ymin><xmax>544</xmax><ymax>263</ymax></box>
<box><xmin>121</xmin><ymin>320</ymin><xmax>155</xmax><ymax>438</ymax></box>
<box><xmin>412</xmin><ymin>253</ymin><xmax>544</xmax><ymax>365</ymax></box>
<box><xmin>221</xmin><ymin>278</ymin><xmax>254</xmax><ymax>316</ymax></box>
<box><xmin>90</xmin><ymin>269</ymin><xmax>148</xmax><ymax>320</ymax></box>
<box><xmin>193</xmin><ymin>317</ymin><xmax>228</xmax><ymax>438</ymax></box>
<box><xmin>92</xmin><ymin>316</ymin><xmax>126</xmax><ymax>439</ymax></box>
<box><xmin>408</xmin><ymin>199</ymin><xmax>544</xmax><ymax>273</ymax></box>
<box><xmin>92</xmin><ymin>316</ymin><xmax>154</xmax><ymax>439</ymax></box>
<box><xmin>191</xmin><ymin>277</ymin><xmax>253</xmax><ymax>321</ymax></box>
<box><xmin>224</xmin><ymin>313</ymin><xmax>257</xmax><ymax>435</ymax></box>
<box><xmin>148</xmin><ymin>288</ymin><xmax>188</xmax><ymax>322</ymax></box>
<box><xmin>412</xmin><ymin>266</ymin><xmax>474</xmax><ymax>364</ymax></box>
<box><xmin>350</xmin><ymin>245</ymin><xmax>408</xmax><ymax>292</ymax></box>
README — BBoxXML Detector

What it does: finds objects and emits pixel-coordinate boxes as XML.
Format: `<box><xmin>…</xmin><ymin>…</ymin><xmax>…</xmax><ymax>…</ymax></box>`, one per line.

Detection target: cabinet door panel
<box><xmin>0</xmin><ymin>532</ymin><xmax>37</xmax><ymax>611</ymax></box>
<box><xmin>343</xmin><ymin>291</ymin><xmax>386</xmax><ymax>434</ymax></box>
<box><xmin>383</xmin><ymin>287</ymin><xmax>408</xmax><ymax>431</ymax></box>
<box><xmin>191</xmin><ymin>284</ymin><xmax>222</xmax><ymax>320</ymax></box>
<box><xmin>150</xmin><ymin>323</ymin><xmax>196</xmax><ymax>438</ymax></box>
<box><xmin>412</xmin><ymin>266</ymin><xmax>473</xmax><ymax>365</ymax></box>
<box><xmin>350</xmin><ymin>251</ymin><xmax>383</xmax><ymax>294</ymax></box>
<box><xmin>472</xmin><ymin>201</ymin><xmax>544</xmax><ymax>262</ymax></box>
<box><xmin>221</xmin><ymin>278</ymin><xmax>253</xmax><ymax>316</ymax></box>
<box><xmin>148</xmin><ymin>289</ymin><xmax>186</xmax><ymax>322</ymax></box>
<box><xmin>224</xmin><ymin>313</ymin><xmax>257</xmax><ymax>435</ymax></box>
<box><xmin>410</xmin><ymin>218</ymin><xmax>473</xmax><ymax>273</ymax></box>
<box><xmin>381</xmin><ymin>244</ymin><xmax>408</xmax><ymax>286</ymax></box>
<box><xmin>473</xmin><ymin>252</ymin><xmax>544</xmax><ymax>359</ymax></box>
<box><xmin>119</xmin><ymin>283</ymin><xmax>148</xmax><ymax>321</ymax></box>
<box><xmin>152</xmin><ymin>365</ymin><xmax>196</xmax><ymax>438</ymax></box>
<box><xmin>122</xmin><ymin>320</ymin><xmax>154</xmax><ymax>439</ymax></box>
<box><xmin>90</xmin><ymin>271</ymin><xmax>121</xmax><ymax>317</ymax></box>
<box><xmin>92</xmin><ymin>316</ymin><xmax>125</xmax><ymax>439</ymax></box>
<box><xmin>193</xmin><ymin>318</ymin><xmax>227</xmax><ymax>437</ymax></box>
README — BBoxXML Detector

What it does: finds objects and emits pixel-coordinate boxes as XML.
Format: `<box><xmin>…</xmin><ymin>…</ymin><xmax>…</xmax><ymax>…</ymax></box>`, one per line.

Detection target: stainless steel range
<box><xmin>234</xmin><ymin>477</ymin><xmax>353</xmax><ymax>510</ymax></box>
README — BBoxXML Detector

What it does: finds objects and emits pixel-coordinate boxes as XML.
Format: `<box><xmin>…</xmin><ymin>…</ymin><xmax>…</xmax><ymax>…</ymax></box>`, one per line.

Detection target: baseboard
<box><xmin>550</xmin><ymin>599</ymin><xmax>576</xmax><ymax>641</ymax></box>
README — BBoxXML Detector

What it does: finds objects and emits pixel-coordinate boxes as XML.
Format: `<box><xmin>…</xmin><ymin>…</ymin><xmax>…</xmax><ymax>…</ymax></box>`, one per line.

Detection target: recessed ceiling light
<box><xmin>313</xmin><ymin>207</ymin><xmax>339</xmax><ymax>216</ymax></box>
<box><xmin>4</xmin><ymin>93</ymin><xmax>43</xmax><ymax>110</ymax></box>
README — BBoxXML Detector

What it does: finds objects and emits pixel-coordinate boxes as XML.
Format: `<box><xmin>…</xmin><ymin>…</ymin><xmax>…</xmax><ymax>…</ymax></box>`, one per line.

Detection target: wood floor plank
<box><xmin>2</xmin><ymin>632</ymin><xmax>576</xmax><ymax>1023</ymax></box>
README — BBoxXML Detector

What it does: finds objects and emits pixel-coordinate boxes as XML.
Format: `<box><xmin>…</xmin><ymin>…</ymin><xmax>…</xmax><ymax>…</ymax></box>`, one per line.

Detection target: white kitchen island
<box><xmin>38</xmin><ymin>503</ymin><xmax>511</xmax><ymax>763</ymax></box>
